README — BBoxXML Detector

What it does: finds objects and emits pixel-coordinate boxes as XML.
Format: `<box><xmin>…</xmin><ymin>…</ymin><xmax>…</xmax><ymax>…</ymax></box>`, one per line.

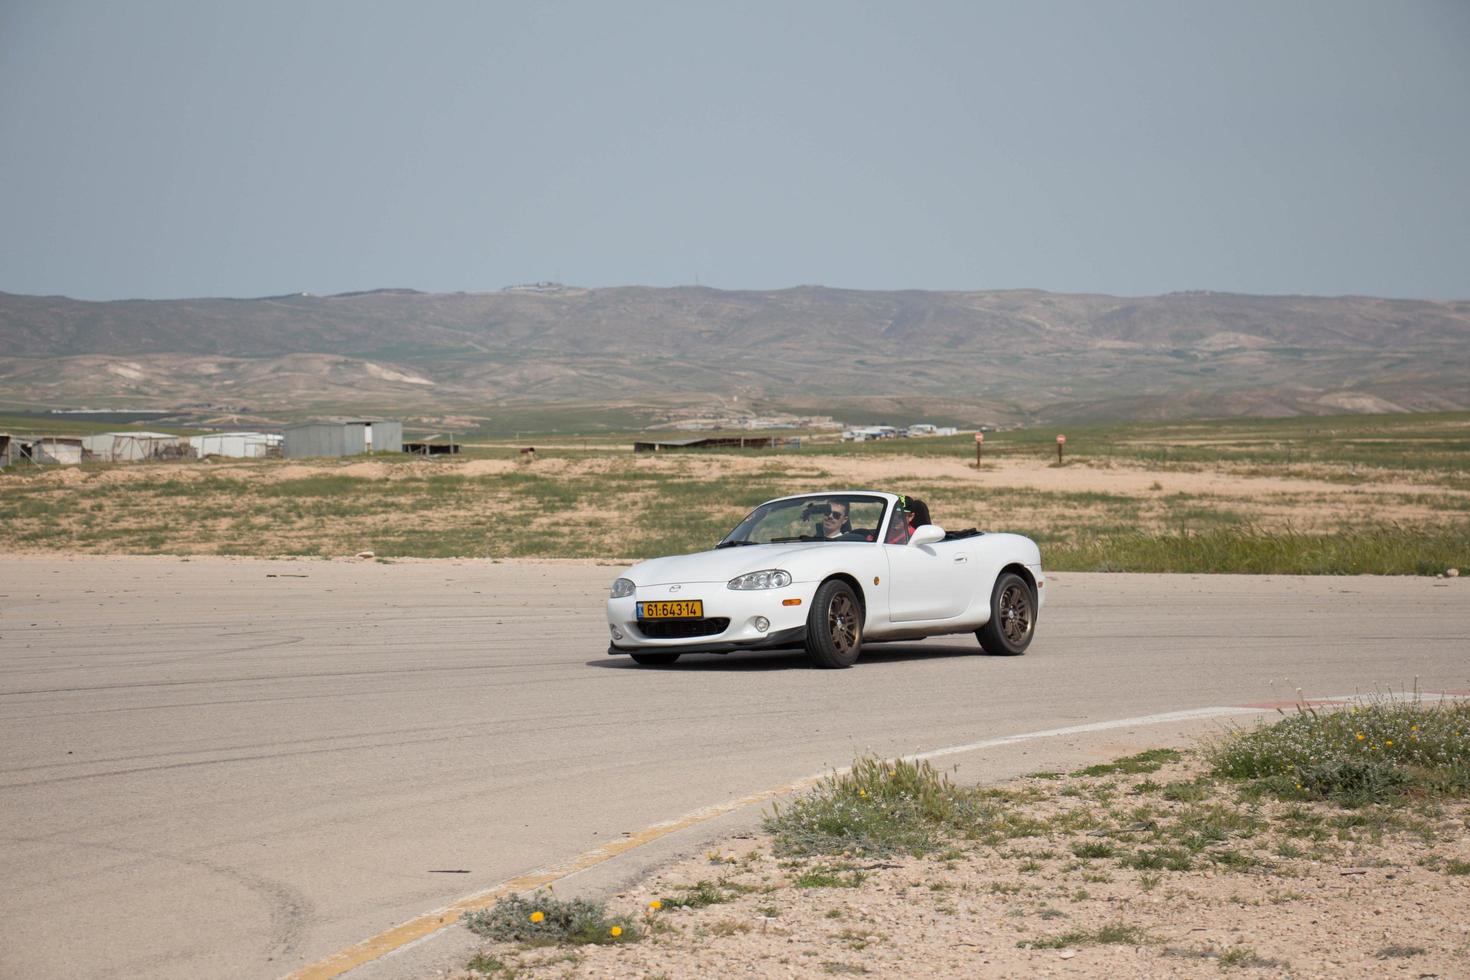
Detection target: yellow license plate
<box><xmin>637</xmin><ymin>600</ymin><xmax>704</xmax><ymax>619</ymax></box>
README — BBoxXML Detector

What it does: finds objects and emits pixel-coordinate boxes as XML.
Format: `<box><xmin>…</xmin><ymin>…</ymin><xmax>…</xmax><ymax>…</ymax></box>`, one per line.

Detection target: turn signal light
<box><xmin>782</xmin><ymin>598</ymin><xmax>802</xmax><ymax>606</ymax></box>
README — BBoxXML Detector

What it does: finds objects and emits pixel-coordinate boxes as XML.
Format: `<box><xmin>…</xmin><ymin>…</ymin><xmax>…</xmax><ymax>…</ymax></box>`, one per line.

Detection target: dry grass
<box><xmin>3</xmin><ymin>415</ymin><xmax>1467</xmax><ymax>572</ymax></box>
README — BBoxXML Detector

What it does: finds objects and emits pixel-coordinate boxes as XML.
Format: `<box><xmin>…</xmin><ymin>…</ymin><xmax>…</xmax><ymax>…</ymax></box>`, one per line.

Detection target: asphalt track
<box><xmin>0</xmin><ymin>557</ymin><xmax>1465</xmax><ymax>979</ymax></box>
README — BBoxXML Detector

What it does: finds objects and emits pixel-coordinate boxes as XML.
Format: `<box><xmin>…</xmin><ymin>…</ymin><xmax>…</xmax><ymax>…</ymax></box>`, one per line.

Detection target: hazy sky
<box><xmin>2</xmin><ymin>1</ymin><xmax>1467</xmax><ymax>301</ymax></box>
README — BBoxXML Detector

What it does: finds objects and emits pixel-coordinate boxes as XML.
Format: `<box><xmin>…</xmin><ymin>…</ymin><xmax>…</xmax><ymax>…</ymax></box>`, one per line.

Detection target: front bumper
<box><xmin>606</xmin><ymin>581</ymin><xmax>815</xmax><ymax>652</ymax></box>
<box><xmin>608</xmin><ymin>624</ymin><xmax>807</xmax><ymax>656</ymax></box>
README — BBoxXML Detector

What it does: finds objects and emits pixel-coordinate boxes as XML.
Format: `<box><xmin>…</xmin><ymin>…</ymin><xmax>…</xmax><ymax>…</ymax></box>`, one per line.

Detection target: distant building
<box><xmin>0</xmin><ymin>435</ymin><xmax>83</xmax><ymax>466</ymax></box>
<box><xmin>81</xmin><ymin>431</ymin><xmax>184</xmax><ymax>461</ymax></box>
<box><xmin>189</xmin><ymin>432</ymin><xmax>283</xmax><ymax>459</ymax></box>
<box><xmin>283</xmin><ymin>420</ymin><xmax>403</xmax><ymax>458</ymax></box>
<box><xmin>842</xmin><ymin>426</ymin><xmax>899</xmax><ymax>442</ymax></box>
<box><xmin>632</xmin><ymin>436</ymin><xmax>796</xmax><ymax>452</ymax></box>
<box><xmin>403</xmin><ymin>441</ymin><xmax>461</xmax><ymax>456</ymax></box>
<box><xmin>501</xmin><ymin>281</ymin><xmax>570</xmax><ymax>294</ymax></box>
<box><xmin>844</xmin><ymin>423</ymin><xmax>955</xmax><ymax>441</ymax></box>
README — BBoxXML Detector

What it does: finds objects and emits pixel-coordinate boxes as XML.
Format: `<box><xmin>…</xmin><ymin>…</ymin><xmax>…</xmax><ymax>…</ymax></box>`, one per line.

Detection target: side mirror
<box><xmin>909</xmin><ymin>524</ymin><xmax>945</xmax><ymax>547</ymax></box>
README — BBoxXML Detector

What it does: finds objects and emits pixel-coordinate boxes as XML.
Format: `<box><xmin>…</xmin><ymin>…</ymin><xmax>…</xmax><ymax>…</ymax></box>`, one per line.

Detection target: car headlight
<box><xmin>610</xmin><ymin>578</ymin><xmax>635</xmax><ymax>598</ymax></box>
<box><xmin>727</xmin><ymin>569</ymin><xmax>792</xmax><ymax>590</ymax></box>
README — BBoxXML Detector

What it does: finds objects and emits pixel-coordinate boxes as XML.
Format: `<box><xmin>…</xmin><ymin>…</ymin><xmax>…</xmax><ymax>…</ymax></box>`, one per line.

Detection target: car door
<box><xmin>884</xmin><ymin>535</ymin><xmax>973</xmax><ymax>623</ymax></box>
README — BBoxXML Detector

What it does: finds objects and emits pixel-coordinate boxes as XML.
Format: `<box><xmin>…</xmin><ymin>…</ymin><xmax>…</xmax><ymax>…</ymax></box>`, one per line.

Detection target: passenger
<box><xmin>886</xmin><ymin>495</ymin><xmax>934</xmax><ymax>544</ymax></box>
<box><xmin>885</xmin><ymin>500</ymin><xmax>911</xmax><ymax>544</ymax></box>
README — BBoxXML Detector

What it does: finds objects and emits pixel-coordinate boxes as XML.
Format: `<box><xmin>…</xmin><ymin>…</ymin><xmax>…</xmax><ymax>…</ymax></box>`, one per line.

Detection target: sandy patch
<box><xmin>818</xmin><ymin>455</ymin><xmax>1468</xmax><ymax>500</ymax></box>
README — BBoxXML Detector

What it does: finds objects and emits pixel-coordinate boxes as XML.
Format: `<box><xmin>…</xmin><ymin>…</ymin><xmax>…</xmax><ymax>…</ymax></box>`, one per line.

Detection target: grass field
<box><xmin>2</xmin><ymin>412</ymin><xmax>1467</xmax><ymax>573</ymax></box>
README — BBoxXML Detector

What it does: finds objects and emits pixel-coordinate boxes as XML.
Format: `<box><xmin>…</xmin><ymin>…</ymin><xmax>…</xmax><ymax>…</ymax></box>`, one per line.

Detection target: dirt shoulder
<box><xmin>447</xmin><ymin>750</ymin><xmax>1470</xmax><ymax>979</ymax></box>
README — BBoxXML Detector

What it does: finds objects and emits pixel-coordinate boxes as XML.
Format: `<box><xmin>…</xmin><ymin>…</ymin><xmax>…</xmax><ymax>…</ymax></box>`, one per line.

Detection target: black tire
<box><xmin>629</xmin><ymin>652</ymin><xmax>681</xmax><ymax>666</ymax></box>
<box><xmin>976</xmin><ymin>572</ymin><xmax>1036</xmax><ymax>656</ymax></box>
<box><xmin>804</xmin><ymin>579</ymin><xmax>863</xmax><ymax>669</ymax></box>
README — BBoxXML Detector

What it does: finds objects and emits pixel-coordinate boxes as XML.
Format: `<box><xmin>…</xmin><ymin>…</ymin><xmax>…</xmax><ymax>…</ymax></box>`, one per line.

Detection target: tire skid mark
<box><xmin>0</xmin><ymin>658</ymin><xmax>595</xmax><ymax>698</ymax></box>
<box><xmin>0</xmin><ymin>730</ymin><xmax>490</xmax><ymax>789</ymax></box>
<box><xmin>0</xmin><ymin>687</ymin><xmax>467</xmax><ymax>721</ymax></box>
<box><xmin>7</xmin><ymin>833</ymin><xmax>313</xmax><ymax>963</ymax></box>
<box><xmin>131</xmin><ymin>630</ymin><xmax>307</xmax><ymax>667</ymax></box>
<box><xmin>0</xmin><ymin>631</ymin><xmax>310</xmax><ymax>676</ymax></box>
<box><xmin>1</xmin><ymin>669</ymin><xmax>636</xmax><ymax>718</ymax></box>
<box><xmin>0</xmin><ymin>702</ymin><xmax>813</xmax><ymax>788</ymax></box>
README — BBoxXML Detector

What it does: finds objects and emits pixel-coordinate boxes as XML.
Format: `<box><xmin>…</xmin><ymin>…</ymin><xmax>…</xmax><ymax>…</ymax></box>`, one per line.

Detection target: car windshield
<box><xmin>718</xmin><ymin>494</ymin><xmax>889</xmax><ymax>546</ymax></box>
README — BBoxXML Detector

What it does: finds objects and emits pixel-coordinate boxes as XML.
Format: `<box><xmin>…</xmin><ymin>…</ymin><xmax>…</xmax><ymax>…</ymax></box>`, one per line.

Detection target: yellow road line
<box><xmin>284</xmin><ymin>774</ymin><xmax>824</xmax><ymax>980</ymax></box>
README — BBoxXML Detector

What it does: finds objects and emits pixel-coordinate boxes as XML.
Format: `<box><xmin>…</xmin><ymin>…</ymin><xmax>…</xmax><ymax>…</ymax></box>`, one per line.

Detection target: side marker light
<box><xmin>782</xmin><ymin>598</ymin><xmax>801</xmax><ymax>606</ymax></box>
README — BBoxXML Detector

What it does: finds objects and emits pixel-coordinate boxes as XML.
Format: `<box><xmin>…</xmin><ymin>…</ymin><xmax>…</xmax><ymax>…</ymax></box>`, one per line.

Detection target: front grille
<box><xmin>637</xmin><ymin>618</ymin><xmax>730</xmax><ymax>640</ymax></box>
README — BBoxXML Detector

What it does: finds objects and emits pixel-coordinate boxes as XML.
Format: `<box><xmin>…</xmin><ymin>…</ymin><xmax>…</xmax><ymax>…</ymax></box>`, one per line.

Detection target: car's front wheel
<box><xmin>629</xmin><ymin>652</ymin><xmax>681</xmax><ymax>666</ymax></box>
<box><xmin>976</xmin><ymin>572</ymin><xmax>1036</xmax><ymax>656</ymax></box>
<box><xmin>805</xmin><ymin>579</ymin><xmax>863</xmax><ymax>669</ymax></box>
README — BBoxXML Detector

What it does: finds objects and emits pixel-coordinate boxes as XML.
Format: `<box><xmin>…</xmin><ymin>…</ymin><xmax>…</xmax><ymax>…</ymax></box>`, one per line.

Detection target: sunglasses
<box><xmin>824</xmin><ymin>510</ymin><xmax>847</xmax><ymax>519</ymax></box>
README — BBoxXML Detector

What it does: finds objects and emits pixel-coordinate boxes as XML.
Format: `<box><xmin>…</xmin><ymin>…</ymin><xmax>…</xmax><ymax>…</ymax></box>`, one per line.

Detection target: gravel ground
<box><xmin>446</xmin><ymin>754</ymin><xmax>1470</xmax><ymax>979</ymax></box>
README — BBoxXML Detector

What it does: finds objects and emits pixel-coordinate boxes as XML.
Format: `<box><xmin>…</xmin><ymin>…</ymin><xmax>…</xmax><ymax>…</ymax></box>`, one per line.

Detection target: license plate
<box><xmin>637</xmin><ymin>600</ymin><xmax>704</xmax><ymax>619</ymax></box>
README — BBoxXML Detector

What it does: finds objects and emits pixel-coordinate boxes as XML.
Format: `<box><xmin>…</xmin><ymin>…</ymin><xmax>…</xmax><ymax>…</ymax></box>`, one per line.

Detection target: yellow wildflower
<box><xmin>530</xmin><ymin>911</ymin><xmax>545</xmax><ymax>924</ymax></box>
<box><xmin>1411</xmin><ymin>725</ymin><xmax>1419</xmax><ymax>732</ymax></box>
<box><xmin>610</xmin><ymin>925</ymin><xmax>623</xmax><ymax>937</ymax></box>
<box><xmin>1385</xmin><ymin>740</ymin><xmax>1393</xmax><ymax>747</ymax></box>
<box><xmin>1355</xmin><ymin>733</ymin><xmax>1365</xmax><ymax>741</ymax></box>
<box><xmin>648</xmin><ymin>900</ymin><xmax>662</xmax><ymax>911</ymax></box>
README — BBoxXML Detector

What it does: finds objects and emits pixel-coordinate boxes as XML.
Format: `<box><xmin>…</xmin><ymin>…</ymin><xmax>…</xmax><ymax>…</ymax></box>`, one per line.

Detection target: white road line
<box><xmin>910</xmin><ymin>706</ymin><xmax>1264</xmax><ymax>763</ymax></box>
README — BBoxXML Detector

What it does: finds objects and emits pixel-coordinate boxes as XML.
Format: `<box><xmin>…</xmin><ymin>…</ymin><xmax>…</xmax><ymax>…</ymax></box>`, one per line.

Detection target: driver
<box><xmin>818</xmin><ymin>500</ymin><xmax>851</xmax><ymax>539</ymax></box>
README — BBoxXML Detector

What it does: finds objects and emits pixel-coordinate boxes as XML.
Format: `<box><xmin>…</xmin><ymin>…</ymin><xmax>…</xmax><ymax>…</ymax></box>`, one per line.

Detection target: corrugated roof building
<box><xmin>189</xmin><ymin>432</ymin><xmax>282</xmax><ymax>459</ymax></box>
<box><xmin>283</xmin><ymin>420</ymin><xmax>402</xmax><ymax>458</ymax></box>
<box><xmin>80</xmin><ymin>431</ymin><xmax>183</xmax><ymax>461</ymax></box>
<box><xmin>1</xmin><ymin>435</ymin><xmax>84</xmax><ymax>465</ymax></box>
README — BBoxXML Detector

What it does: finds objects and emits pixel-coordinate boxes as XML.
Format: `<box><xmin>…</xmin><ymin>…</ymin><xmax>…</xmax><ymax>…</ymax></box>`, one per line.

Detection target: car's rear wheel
<box><xmin>976</xmin><ymin>572</ymin><xmax>1036</xmax><ymax>656</ymax></box>
<box><xmin>629</xmin><ymin>652</ymin><xmax>681</xmax><ymax>666</ymax></box>
<box><xmin>805</xmin><ymin>579</ymin><xmax>863</xmax><ymax>669</ymax></box>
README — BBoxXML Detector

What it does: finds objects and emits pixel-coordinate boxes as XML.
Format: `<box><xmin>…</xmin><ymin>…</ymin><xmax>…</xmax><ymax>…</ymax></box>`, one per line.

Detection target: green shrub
<box><xmin>764</xmin><ymin>757</ymin><xmax>1026</xmax><ymax>858</ymax></box>
<box><xmin>461</xmin><ymin>891</ymin><xmax>637</xmax><ymax>946</ymax></box>
<box><xmin>659</xmin><ymin>880</ymin><xmax>744</xmax><ymax>909</ymax></box>
<box><xmin>1025</xmin><ymin>922</ymin><xmax>1150</xmax><ymax>949</ymax></box>
<box><xmin>1207</xmin><ymin>697</ymin><xmax>1470</xmax><ymax>806</ymax></box>
<box><xmin>1074</xmin><ymin>749</ymin><xmax>1181</xmax><ymax>777</ymax></box>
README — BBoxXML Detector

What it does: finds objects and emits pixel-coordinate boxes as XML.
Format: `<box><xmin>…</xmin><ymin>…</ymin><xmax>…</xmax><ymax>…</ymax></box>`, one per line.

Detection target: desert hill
<box><xmin>1</xmin><ymin>286</ymin><xmax>1466</xmax><ymax>426</ymax></box>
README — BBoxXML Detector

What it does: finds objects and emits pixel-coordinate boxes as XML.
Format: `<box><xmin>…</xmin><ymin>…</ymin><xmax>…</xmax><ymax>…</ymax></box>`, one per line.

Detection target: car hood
<box><xmin>625</xmin><ymin>543</ymin><xmax>857</xmax><ymax>585</ymax></box>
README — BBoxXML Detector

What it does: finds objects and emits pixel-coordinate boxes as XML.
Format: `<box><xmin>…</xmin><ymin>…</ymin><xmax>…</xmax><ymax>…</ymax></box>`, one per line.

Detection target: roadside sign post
<box><xmin>1056</xmin><ymin>434</ymin><xmax>1066</xmax><ymax>464</ymax></box>
<box><xmin>974</xmin><ymin>431</ymin><xmax>983</xmax><ymax>468</ymax></box>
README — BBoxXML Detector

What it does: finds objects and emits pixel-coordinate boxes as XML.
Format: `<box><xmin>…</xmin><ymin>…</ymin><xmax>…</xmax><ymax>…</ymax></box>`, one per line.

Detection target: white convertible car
<box><xmin>606</xmin><ymin>491</ymin><xmax>1044</xmax><ymax>668</ymax></box>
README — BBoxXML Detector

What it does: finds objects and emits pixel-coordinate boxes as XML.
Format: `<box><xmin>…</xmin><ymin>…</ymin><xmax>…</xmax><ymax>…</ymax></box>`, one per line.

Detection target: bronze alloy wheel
<box><xmin>976</xmin><ymin>571</ymin><xmax>1037</xmax><ymax>656</ymax></box>
<box><xmin>805</xmin><ymin>579</ymin><xmax>864</xmax><ymax>668</ymax></box>
<box><xmin>827</xmin><ymin>591</ymin><xmax>860</xmax><ymax>656</ymax></box>
<box><xmin>998</xmin><ymin>581</ymin><xmax>1033</xmax><ymax>645</ymax></box>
